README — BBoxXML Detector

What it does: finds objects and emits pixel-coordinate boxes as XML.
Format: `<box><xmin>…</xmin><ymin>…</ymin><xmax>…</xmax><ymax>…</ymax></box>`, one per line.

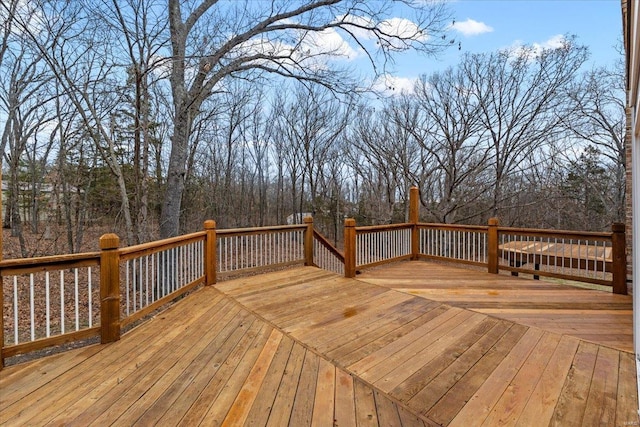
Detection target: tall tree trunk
<box><xmin>159</xmin><ymin>110</ymin><xmax>190</xmax><ymax>238</ymax></box>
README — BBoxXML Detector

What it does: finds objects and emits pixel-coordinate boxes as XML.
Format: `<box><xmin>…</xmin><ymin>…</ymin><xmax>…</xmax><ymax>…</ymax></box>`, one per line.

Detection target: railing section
<box><xmin>418</xmin><ymin>223</ymin><xmax>489</xmax><ymax>267</ymax></box>
<box><xmin>1</xmin><ymin>254</ymin><xmax>101</xmax><ymax>357</ymax></box>
<box><xmin>217</xmin><ymin>225</ymin><xmax>306</xmax><ymax>275</ymax></box>
<box><xmin>312</xmin><ymin>230</ymin><xmax>344</xmax><ymax>275</ymax></box>
<box><xmin>497</xmin><ymin>227</ymin><xmax>614</xmax><ymax>286</ymax></box>
<box><xmin>119</xmin><ymin>232</ymin><xmax>206</xmax><ymax>327</ymax></box>
<box><xmin>355</xmin><ymin>224</ymin><xmax>412</xmax><ymax>269</ymax></box>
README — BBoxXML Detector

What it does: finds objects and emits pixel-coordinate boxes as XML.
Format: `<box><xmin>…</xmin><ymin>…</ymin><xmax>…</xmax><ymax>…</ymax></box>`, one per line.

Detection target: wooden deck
<box><xmin>1</xmin><ymin>262</ymin><xmax>637</xmax><ymax>426</ymax></box>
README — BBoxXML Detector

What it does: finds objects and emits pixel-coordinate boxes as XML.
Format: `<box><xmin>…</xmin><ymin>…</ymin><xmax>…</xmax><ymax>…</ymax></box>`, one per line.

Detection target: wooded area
<box><xmin>0</xmin><ymin>0</ymin><xmax>625</xmax><ymax>257</ymax></box>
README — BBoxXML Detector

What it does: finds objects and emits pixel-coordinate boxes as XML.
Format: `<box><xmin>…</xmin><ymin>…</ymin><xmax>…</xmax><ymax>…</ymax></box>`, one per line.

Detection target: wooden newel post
<box><xmin>100</xmin><ymin>233</ymin><xmax>121</xmax><ymax>344</ymax></box>
<box><xmin>344</xmin><ymin>218</ymin><xmax>356</xmax><ymax>278</ymax></box>
<box><xmin>488</xmin><ymin>217</ymin><xmax>499</xmax><ymax>274</ymax></box>
<box><xmin>304</xmin><ymin>216</ymin><xmax>314</xmax><ymax>266</ymax></box>
<box><xmin>204</xmin><ymin>220</ymin><xmax>217</xmax><ymax>285</ymax></box>
<box><xmin>611</xmin><ymin>222</ymin><xmax>627</xmax><ymax>295</ymax></box>
<box><xmin>409</xmin><ymin>186</ymin><xmax>419</xmax><ymax>260</ymax></box>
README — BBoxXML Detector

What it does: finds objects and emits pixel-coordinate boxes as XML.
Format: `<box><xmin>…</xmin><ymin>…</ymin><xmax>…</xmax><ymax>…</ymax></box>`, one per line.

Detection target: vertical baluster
<box><xmin>74</xmin><ymin>269</ymin><xmax>79</xmax><ymax>331</ymax></box>
<box><xmin>174</xmin><ymin>247</ymin><xmax>178</xmax><ymax>291</ymax></box>
<box><xmin>13</xmin><ymin>277</ymin><xmax>18</xmax><ymax>344</ymax></box>
<box><xmin>152</xmin><ymin>252</ymin><xmax>157</xmax><ymax>301</ymax></box>
<box><xmin>60</xmin><ymin>271</ymin><xmax>65</xmax><ymax>335</ymax></box>
<box><xmin>88</xmin><ymin>268</ymin><xmax>93</xmax><ymax>328</ymax></box>
<box><xmin>30</xmin><ymin>274</ymin><xmax>35</xmax><ymax>340</ymax></box>
<box><xmin>126</xmin><ymin>260</ymin><xmax>130</xmax><ymax>316</ymax></box>
<box><xmin>576</xmin><ymin>239</ymin><xmax>581</xmax><ymax>276</ymax></box>
<box><xmin>46</xmin><ymin>272</ymin><xmax>51</xmax><ymax>337</ymax></box>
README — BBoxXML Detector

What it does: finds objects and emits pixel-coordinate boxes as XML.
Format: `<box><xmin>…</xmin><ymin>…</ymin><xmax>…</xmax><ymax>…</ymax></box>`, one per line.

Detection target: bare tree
<box><xmin>160</xmin><ymin>0</ymin><xmax>454</xmax><ymax>237</ymax></box>
<box><xmin>0</xmin><ymin>32</ymin><xmax>55</xmax><ymax>256</ymax></box>
<box><xmin>561</xmin><ymin>62</ymin><xmax>626</xmax><ymax>223</ymax></box>
<box><xmin>462</xmin><ymin>36</ymin><xmax>589</xmax><ymax>217</ymax></box>
<box><xmin>106</xmin><ymin>0</ymin><xmax>169</xmax><ymax>243</ymax></box>
<box><xmin>409</xmin><ymin>71</ymin><xmax>491</xmax><ymax>223</ymax></box>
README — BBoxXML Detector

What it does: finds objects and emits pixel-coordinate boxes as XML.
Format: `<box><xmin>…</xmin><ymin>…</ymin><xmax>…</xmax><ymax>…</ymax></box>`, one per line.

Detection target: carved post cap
<box><xmin>99</xmin><ymin>234</ymin><xmax>120</xmax><ymax>250</ymax></box>
<box><xmin>611</xmin><ymin>222</ymin><xmax>625</xmax><ymax>233</ymax></box>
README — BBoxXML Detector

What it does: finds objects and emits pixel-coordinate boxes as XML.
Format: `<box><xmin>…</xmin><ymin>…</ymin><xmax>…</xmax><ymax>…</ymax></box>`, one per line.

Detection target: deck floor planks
<box><xmin>390</xmin><ymin>316</ymin><xmax>502</xmax><ymax>401</ymax></box>
<box><xmin>446</xmin><ymin>327</ymin><xmax>546</xmax><ymax>425</ymax></box>
<box><xmin>373</xmin><ymin>389</ymin><xmax>404</xmax><ymax>426</ymax></box>
<box><xmin>240</xmin><ymin>333</ymin><xmax>296</xmax><ymax>426</ymax></box>
<box><xmin>217</xmin><ymin>329</ymin><xmax>284</xmax><ymax>427</ymax></box>
<box><xmin>515</xmin><ymin>334</ymin><xmax>580</xmax><ymax>425</ymax></box>
<box><xmin>424</xmin><ymin>323</ymin><xmax>530</xmax><ymax>425</ymax></box>
<box><xmin>71</xmin><ymin>299</ymin><xmax>247</xmax><ymax>426</ymax></box>
<box><xmin>580</xmin><ymin>345</ymin><xmax>620</xmax><ymax>427</ymax></box>
<box><xmin>318</xmin><ymin>297</ymin><xmax>438</xmax><ymax>354</ymax></box>
<box><xmin>0</xmin><ymin>291</ymin><xmax>226</xmax><ymax>412</ymax></box>
<box><xmin>404</xmin><ymin>318</ymin><xmax>514</xmax><ymax>411</ymax></box>
<box><xmin>133</xmin><ymin>308</ymin><xmax>258</xmax><ymax>425</ymax></box>
<box><xmin>353</xmin><ymin>378</ymin><xmax>379</xmax><ymax>427</ymax></box>
<box><xmin>175</xmin><ymin>322</ymin><xmax>274</xmax><ymax>426</ymax></box>
<box><xmin>311</xmin><ymin>357</ymin><xmax>336</xmax><ymax>427</ymax></box>
<box><xmin>157</xmin><ymin>318</ymin><xmax>266</xmax><ymax>425</ymax></box>
<box><xmin>328</xmin><ymin>304</ymin><xmax>448</xmax><ymax>366</ymax></box>
<box><xmin>197</xmin><ymin>325</ymin><xmax>278</xmax><ymax>425</ymax></box>
<box><xmin>479</xmin><ymin>331</ymin><xmax>562</xmax><ymax>426</ymax></box>
<box><xmin>373</xmin><ymin>312</ymin><xmax>487</xmax><ymax>392</ymax></box>
<box><xmin>616</xmin><ymin>351</ymin><xmax>640</xmax><ymax>426</ymax></box>
<box><xmin>549</xmin><ymin>340</ymin><xmax>599</xmax><ymax>426</ymax></box>
<box><xmin>264</xmin><ymin>342</ymin><xmax>307</xmax><ymax>427</ymax></box>
<box><xmin>288</xmin><ymin>349</ymin><xmax>320</xmax><ymax>426</ymax></box>
<box><xmin>364</xmin><ymin>311</ymin><xmax>484</xmax><ymax>387</ymax></box>
<box><xmin>347</xmin><ymin>306</ymin><xmax>465</xmax><ymax>377</ymax></box>
<box><xmin>1</xmin><ymin>264</ymin><xmax>637</xmax><ymax>426</ymax></box>
<box><xmin>274</xmin><ymin>284</ymin><xmax>388</xmax><ymax>331</ymax></box>
<box><xmin>334</xmin><ymin>369</ymin><xmax>357</xmax><ymax>427</ymax></box>
<box><xmin>293</xmin><ymin>290</ymin><xmax>415</xmax><ymax>345</ymax></box>
<box><xmin>1</xmin><ymin>291</ymin><xmax>232</xmax><ymax>425</ymax></box>
<box><xmin>358</xmin><ymin>261</ymin><xmax>633</xmax><ymax>352</ymax></box>
<box><xmin>215</xmin><ymin>268</ymin><xmax>335</xmax><ymax>298</ymax></box>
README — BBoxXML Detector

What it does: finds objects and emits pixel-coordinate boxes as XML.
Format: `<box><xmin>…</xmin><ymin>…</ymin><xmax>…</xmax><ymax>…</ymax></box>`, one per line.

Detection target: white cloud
<box><xmin>508</xmin><ymin>34</ymin><xmax>568</xmax><ymax>60</ymax></box>
<box><xmin>373</xmin><ymin>74</ymin><xmax>417</xmax><ymax>95</ymax></box>
<box><xmin>450</xmin><ymin>19</ymin><xmax>493</xmax><ymax>37</ymax></box>
<box><xmin>298</xmin><ymin>27</ymin><xmax>359</xmax><ymax>60</ymax></box>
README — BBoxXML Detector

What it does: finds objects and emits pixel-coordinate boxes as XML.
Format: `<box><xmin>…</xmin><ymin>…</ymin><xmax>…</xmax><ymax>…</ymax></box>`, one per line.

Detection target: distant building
<box><xmin>286</xmin><ymin>213</ymin><xmax>312</xmax><ymax>225</ymax></box>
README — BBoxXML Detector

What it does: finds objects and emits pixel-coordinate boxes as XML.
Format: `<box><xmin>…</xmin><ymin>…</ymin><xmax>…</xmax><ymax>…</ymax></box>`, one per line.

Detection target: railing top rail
<box><xmin>0</xmin><ymin>252</ymin><xmax>100</xmax><ymax>276</ymax></box>
<box><xmin>119</xmin><ymin>231</ymin><xmax>206</xmax><ymax>258</ymax></box>
<box><xmin>498</xmin><ymin>226</ymin><xmax>613</xmax><ymax>240</ymax></box>
<box><xmin>217</xmin><ymin>224</ymin><xmax>307</xmax><ymax>237</ymax></box>
<box><xmin>355</xmin><ymin>223</ymin><xmax>413</xmax><ymax>233</ymax></box>
<box><xmin>417</xmin><ymin>223</ymin><xmax>489</xmax><ymax>232</ymax></box>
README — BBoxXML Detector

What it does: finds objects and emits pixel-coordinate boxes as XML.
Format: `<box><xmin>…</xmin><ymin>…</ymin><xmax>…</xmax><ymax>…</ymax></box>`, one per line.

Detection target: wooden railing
<box><xmin>312</xmin><ymin>229</ymin><xmax>345</xmax><ymax>275</ymax></box>
<box><xmin>417</xmin><ymin>223</ymin><xmax>488</xmax><ymax>267</ymax></box>
<box><xmin>340</xmin><ymin>188</ymin><xmax>627</xmax><ymax>296</ymax></box>
<box><xmin>0</xmin><ymin>187</ymin><xmax>628</xmax><ymax>367</ymax></box>
<box><xmin>0</xmin><ymin>220</ymin><xmax>314</xmax><ymax>367</ymax></box>
<box><xmin>0</xmin><ymin>252</ymin><xmax>101</xmax><ymax>360</ymax></box>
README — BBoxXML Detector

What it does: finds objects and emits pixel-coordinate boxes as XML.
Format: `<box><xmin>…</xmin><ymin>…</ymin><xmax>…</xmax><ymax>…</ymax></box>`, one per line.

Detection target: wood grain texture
<box><xmin>358</xmin><ymin>261</ymin><xmax>633</xmax><ymax>352</ymax></box>
<box><xmin>1</xmin><ymin>264</ymin><xmax>637</xmax><ymax>427</ymax></box>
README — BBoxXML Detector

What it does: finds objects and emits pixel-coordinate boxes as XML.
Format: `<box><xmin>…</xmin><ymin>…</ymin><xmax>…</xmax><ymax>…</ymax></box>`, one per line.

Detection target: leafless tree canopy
<box><xmin>0</xmin><ymin>1</ymin><xmax>626</xmax><ymax>255</ymax></box>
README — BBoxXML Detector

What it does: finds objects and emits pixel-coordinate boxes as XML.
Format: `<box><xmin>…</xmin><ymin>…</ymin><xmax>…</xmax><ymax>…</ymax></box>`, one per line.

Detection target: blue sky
<box><xmin>379</xmin><ymin>0</ymin><xmax>623</xmax><ymax>92</ymax></box>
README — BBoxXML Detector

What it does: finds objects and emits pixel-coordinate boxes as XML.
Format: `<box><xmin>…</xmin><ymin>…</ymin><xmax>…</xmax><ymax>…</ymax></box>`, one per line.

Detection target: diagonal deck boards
<box><xmin>357</xmin><ymin>261</ymin><xmax>633</xmax><ymax>352</ymax></box>
<box><xmin>0</xmin><ymin>263</ymin><xmax>637</xmax><ymax>426</ymax></box>
<box><xmin>216</xmin><ymin>264</ymin><xmax>638</xmax><ymax>426</ymax></box>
